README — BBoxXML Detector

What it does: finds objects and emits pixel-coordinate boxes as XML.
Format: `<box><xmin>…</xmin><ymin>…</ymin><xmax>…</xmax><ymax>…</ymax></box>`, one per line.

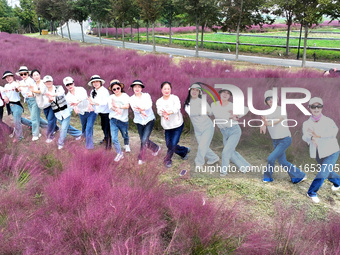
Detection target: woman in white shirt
<box><xmin>65</xmin><ymin>76</ymin><xmax>97</xmax><ymax>149</ymax></box>
<box><xmin>211</xmin><ymin>88</ymin><xmax>251</xmax><ymax>176</ymax></box>
<box><xmin>130</xmin><ymin>80</ymin><xmax>161</xmax><ymax>165</ymax></box>
<box><xmin>16</xmin><ymin>66</ymin><xmax>48</xmax><ymax>141</ymax></box>
<box><xmin>156</xmin><ymin>81</ymin><xmax>190</xmax><ymax>168</ymax></box>
<box><xmin>303</xmin><ymin>97</ymin><xmax>340</xmax><ymax>203</ymax></box>
<box><xmin>0</xmin><ymin>83</ymin><xmax>12</xmax><ymax>134</ymax></box>
<box><xmin>260</xmin><ymin>90</ymin><xmax>306</xmax><ymax>183</ymax></box>
<box><xmin>88</xmin><ymin>75</ymin><xmax>111</xmax><ymax>150</ymax></box>
<box><xmin>30</xmin><ymin>69</ymin><xmax>59</xmax><ymax>143</ymax></box>
<box><xmin>184</xmin><ymin>83</ymin><xmax>219</xmax><ymax>168</ymax></box>
<box><xmin>43</xmin><ymin>75</ymin><xmax>82</xmax><ymax>150</ymax></box>
<box><xmin>108</xmin><ymin>80</ymin><xmax>130</xmax><ymax>162</ymax></box>
<box><xmin>2</xmin><ymin>70</ymin><xmax>24</xmax><ymax>141</ymax></box>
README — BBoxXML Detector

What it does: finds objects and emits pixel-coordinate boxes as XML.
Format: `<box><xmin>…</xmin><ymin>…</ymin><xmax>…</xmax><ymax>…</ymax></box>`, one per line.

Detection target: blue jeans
<box><xmin>10</xmin><ymin>103</ymin><xmax>23</xmax><ymax>139</ymax></box>
<box><xmin>194</xmin><ymin>124</ymin><xmax>219</xmax><ymax>166</ymax></box>
<box><xmin>220</xmin><ymin>125</ymin><xmax>250</xmax><ymax>171</ymax></box>
<box><xmin>164</xmin><ymin>123</ymin><xmax>189</xmax><ymax>165</ymax></box>
<box><xmin>26</xmin><ymin>97</ymin><xmax>41</xmax><ymax>137</ymax></box>
<box><xmin>110</xmin><ymin>118</ymin><xmax>129</xmax><ymax>154</ymax></box>
<box><xmin>57</xmin><ymin>116</ymin><xmax>82</xmax><ymax>146</ymax></box>
<box><xmin>263</xmin><ymin>136</ymin><xmax>306</xmax><ymax>183</ymax></box>
<box><xmin>43</xmin><ymin>106</ymin><xmax>58</xmax><ymax>139</ymax></box>
<box><xmin>79</xmin><ymin>111</ymin><xmax>97</xmax><ymax>149</ymax></box>
<box><xmin>21</xmin><ymin>116</ymin><xmax>48</xmax><ymax>129</ymax></box>
<box><xmin>307</xmin><ymin>151</ymin><xmax>340</xmax><ymax>197</ymax></box>
<box><xmin>136</xmin><ymin>119</ymin><xmax>159</xmax><ymax>160</ymax></box>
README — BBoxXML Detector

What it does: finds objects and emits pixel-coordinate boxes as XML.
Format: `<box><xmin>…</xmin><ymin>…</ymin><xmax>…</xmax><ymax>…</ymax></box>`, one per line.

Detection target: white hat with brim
<box><xmin>2</xmin><ymin>71</ymin><xmax>14</xmax><ymax>79</ymax></box>
<box><xmin>130</xmin><ymin>80</ymin><xmax>144</xmax><ymax>88</ymax></box>
<box><xmin>309</xmin><ymin>97</ymin><xmax>323</xmax><ymax>106</ymax></box>
<box><xmin>16</xmin><ymin>66</ymin><xmax>31</xmax><ymax>76</ymax></box>
<box><xmin>43</xmin><ymin>75</ymin><xmax>53</xmax><ymax>83</ymax></box>
<box><xmin>88</xmin><ymin>75</ymin><xmax>105</xmax><ymax>86</ymax></box>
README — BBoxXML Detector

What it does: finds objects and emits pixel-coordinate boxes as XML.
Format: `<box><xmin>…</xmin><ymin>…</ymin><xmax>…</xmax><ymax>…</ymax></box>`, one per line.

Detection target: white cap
<box><xmin>264</xmin><ymin>90</ymin><xmax>274</xmax><ymax>105</ymax></box>
<box><xmin>309</xmin><ymin>97</ymin><xmax>323</xmax><ymax>105</ymax></box>
<box><xmin>43</xmin><ymin>75</ymin><xmax>53</xmax><ymax>83</ymax></box>
<box><xmin>63</xmin><ymin>76</ymin><xmax>74</xmax><ymax>86</ymax></box>
<box><xmin>189</xmin><ymin>83</ymin><xmax>202</xmax><ymax>90</ymax></box>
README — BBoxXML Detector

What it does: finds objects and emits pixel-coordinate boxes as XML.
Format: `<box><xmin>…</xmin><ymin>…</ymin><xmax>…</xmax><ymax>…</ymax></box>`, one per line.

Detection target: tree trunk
<box><xmin>285</xmin><ymin>21</ymin><xmax>291</xmax><ymax>56</ymax></box>
<box><xmin>99</xmin><ymin>22</ymin><xmax>102</xmax><ymax>44</ymax></box>
<box><xmin>235</xmin><ymin>0</ymin><xmax>243</xmax><ymax>61</ymax></box>
<box><xmin>115</xmin><ymin>25</ymin><xmax>118</xmax><ymax>39</ymax></box>
<box><xmin>66</xmin><ymin>22</ymin><xmax>72</xmax><ymax>40</ymax></box>
<box><xmin>146</xmin><ymin>21</ymin><xmax>149</xmax><ymax>43</ymax></box>
<box><xmin>106</xmin><ymin>24</ymin><xmax>108</xmax><ymax>37</ymax></box>
<box><xmin>195</xmin><ymin>12</ymin><xmax>199</xmax><ymax>57</ymax></box>
<box><xmin>80</xmin><ymin>21</ymin><xmax>85</xmax><ymax>42</ymax></box>
<box><xmin>122</xmin><ymin>21</ymin><xmax>125</xmax><ymax>48</ymax></box>
<box><xmin>169</xmin><ymin>19</ymin><xmax>172</xmax><ymax>45</ymax></box>
<box><xmin>200</xmin><ymin>24</ymin><xmax>205</xmax><ymax>48</ymax></box>
<box><xmin>302</xmin><ymin>25</ymin><xmax>308</xmax><ymax>67</ymax></box>
<box><xmin>152</xmin><ymin>21</ymin><xmax>156</xmax><ymax>53</ymax></box>
<box><xmin>50</xmin><ymin>21</ymin><xmax>53</xmax><ymax>34</ymax></box>
<box><xmin>60</xmin><ymin>21</ymin><xmax>64</xmax><ymax>38</ymax></box>
<box><xmin>130</xmin><ymin>25</ymin><xmax>133</xmax><ymax>41</ymax></box>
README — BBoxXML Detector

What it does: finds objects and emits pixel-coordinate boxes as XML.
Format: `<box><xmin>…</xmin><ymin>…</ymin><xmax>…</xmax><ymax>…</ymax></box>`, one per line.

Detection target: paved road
<box><xmin>58</xmin><ymin>21</ymin><xmax>340</xmax><ymax>71</ymax></box>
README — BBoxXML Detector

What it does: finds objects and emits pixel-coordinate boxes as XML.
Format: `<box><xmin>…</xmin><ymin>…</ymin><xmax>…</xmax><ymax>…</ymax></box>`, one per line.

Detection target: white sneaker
<box><xmin>206</xmin><ymin>158</ymin><xmax>220</xmax><ymax>165</ymax></box>
<box><xmin>307</xmin><ymin>193</ymin><xmax>320</xmax><ymax>203</ymax></box>
<box><xmin>9</xmin><ymin>128</ymin><xmax>15</xmax><ymax>138</ymax></box>
<box><xmin>152</xmin><ymin>146</ymin><xmax>161</xmax><ymax>156</ymax></box>
<box><xmin>46</xmin><ymin>139</ymin><xmax>53</xmax><ymax>143</ymax></box>
<box><xmin>125</xmin><ymin>145</ymin><xmax>131</xmax><ymax>153</ymax></box>
<box><xmin>32</xmin><ymin>136</ymin><xmax>39</xmax><ymax>141</ymax></box>
<box><xmin>58</xmin><ymin>145</ymin><xmax>64</xmax><ymax>150</ymax></box>
<box><xmin>138</xmin><ymin>160</ymin><xmax>144</xmax><ymax>165</ymax></box>
<box><xmin>114</xmin><ymin>152</ymin><xmax>124</xmax><ymax>162</ymax></box>
<box><xmin>75</xmin><ymin>136</ymin><xmax>82</xmax><ymax>141</ymax></box>
<box><xmin>331</xmin><ymin>185</ymin><xmax>340</xmax><ymax>191</ymax></box>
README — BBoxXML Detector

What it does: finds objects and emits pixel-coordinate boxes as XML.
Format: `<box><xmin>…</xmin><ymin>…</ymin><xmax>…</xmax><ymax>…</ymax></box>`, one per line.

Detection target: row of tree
<box><xmin>3</xmin><ymin>0</ymin><xmax>340</xmax><ymax>67</ymax></box>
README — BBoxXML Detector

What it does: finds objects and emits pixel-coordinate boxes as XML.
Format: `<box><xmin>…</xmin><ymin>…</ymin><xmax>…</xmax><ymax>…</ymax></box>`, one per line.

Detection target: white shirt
<box><xmin>211</xmin><ymin>102</ymin><xmax>249</xmax><ymax>129</ymax></box>
<box><xmin>35</xmin><ymin>82</ymin><xmax>51</xmax><ymax>109</ymax></box>
<box><xmin>185</xmin><ymin>98</ymin><xmax>213</xmax><ymax>133</ymax></box>
<box><xmin>90</xmin><ymin>86</ymin><xmax>110</xmax><ymax>114</ymax></box>
<box><xmin>129</xmin><ymin>93</ymin><xmax>155</xmax><ymax>125</ymax></box>
<box><xmin>3</xmin><ymin>81</ymin><xmax>21</xmax><ymax>102</ymax></box>
<box><xmin>0</xmin><ymin>88</ymin><xmax>4</xmax><ymax>107</ymax></box>
<box><xmin>302</xmin><ymin>115</ymin><xmax>339</xmax><ymax>159</ymax></box>
<box><xmin>66</xmin><ymin>87</ymin><xmax>90</xmax><ymax>115</ymax></box>
<box><xmin>19</xmin><ymin>77</ymin><xmax>36</xmax><ymax>99</ymax></box>
<box><xmin>51</xmin><ymin>85</ymin><xmax>71</xmax><ymax>120</ymax></box>
<box><xmin>108</xmin><ymin>93</ymin><xmax>130</xmax><ymax>122</ymax></box>
<box><xmin>265</xmin><ymin>106</ymin><xmax>291</xmax><ymax>139</ymax></box>
<box><xmin>156</xmin><ymin>94</ymin><xmax>183</xmax><ymax>130</ymax></box>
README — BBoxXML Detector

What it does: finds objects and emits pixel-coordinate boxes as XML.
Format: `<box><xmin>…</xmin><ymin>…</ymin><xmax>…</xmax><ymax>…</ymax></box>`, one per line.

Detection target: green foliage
<box><xmin>40</xmin><ymin>153</ymin><xmax>63</xmax><ymax>176</ymax></box>
<box><xmin>14</xmin><ymin>0</ymin><xmax>38</xmax><ymax>33</ymax></box>
<box><xmin>17</xmin><ymin>169</ymin><xmax>31</xmax><ymax>187</ymax></box>
<box><xmin>0</xmin><ymin>16</ymin><xmax>19</xmax><ymax>32</ymax></box>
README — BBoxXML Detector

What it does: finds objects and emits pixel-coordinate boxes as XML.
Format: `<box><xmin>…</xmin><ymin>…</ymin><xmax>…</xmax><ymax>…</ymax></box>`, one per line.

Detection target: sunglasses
<box><xmin>20</xmin><ymin>73</ymin><xmax>28</xmax><ymax>76</ymax></box>
<box><xmin>66</xmin><ymin>83</ymin><xmax>73</xmax><ymax>87</ymax></box>
<box><xmin>112</xmin><ymin>87</ymin><xmax>121</xmax><ymax>91</ymax></box>
<box><xmin>310</xmin><ymin>105</ymin><xmax>323</xmax><ymax>109</ymax></box>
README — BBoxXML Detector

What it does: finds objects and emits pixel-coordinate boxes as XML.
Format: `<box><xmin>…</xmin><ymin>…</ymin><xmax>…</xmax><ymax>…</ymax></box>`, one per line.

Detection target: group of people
<box><xmin>0</xmin><ymin>66</ymin><xmax>339</xmax><ymax>203</ymax></box>
<box><xmin>0</xmin><ymin>66</ymin><xmax>189</xmax><ymax>168</ymax></box>
<box><xmin>185</xmin><ymin>83</ymin><xmax>340</xmax><ymax>203</ymax></box>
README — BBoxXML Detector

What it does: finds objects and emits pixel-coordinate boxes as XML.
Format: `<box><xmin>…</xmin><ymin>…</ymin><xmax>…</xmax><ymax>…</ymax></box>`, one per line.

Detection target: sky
<box><xmin>7</xmin><ymin>0</ymin><xmax>20</xmax><ymax>7</ymax></box>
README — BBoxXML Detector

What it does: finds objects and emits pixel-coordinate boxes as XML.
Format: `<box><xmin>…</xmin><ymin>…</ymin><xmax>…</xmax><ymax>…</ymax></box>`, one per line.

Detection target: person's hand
<box><xmin>74</xmin><ymin>106</ymin><xmax>80</xmax><ymax>114</ymax></box>
<box><xmin>88</xmin><ymin>104</ymin><xmax>94</xmax><ymax>112</ymax></box>
<box><xmin>140</xmin><ymin>110</ymin><xmax>147</xmax><ymax>118</ymax></box>
<box><xmin>260</xmin><ymin>125</ymin><xmax>267</xmax><ymax>134</ymax></box>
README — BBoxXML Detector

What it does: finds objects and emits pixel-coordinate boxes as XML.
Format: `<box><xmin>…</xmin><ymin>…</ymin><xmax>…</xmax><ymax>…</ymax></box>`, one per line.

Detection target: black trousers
<box><xmin>99</xmin><ymin>113</ymin><xmax>111</xmax><ymax>149</ymax></box>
